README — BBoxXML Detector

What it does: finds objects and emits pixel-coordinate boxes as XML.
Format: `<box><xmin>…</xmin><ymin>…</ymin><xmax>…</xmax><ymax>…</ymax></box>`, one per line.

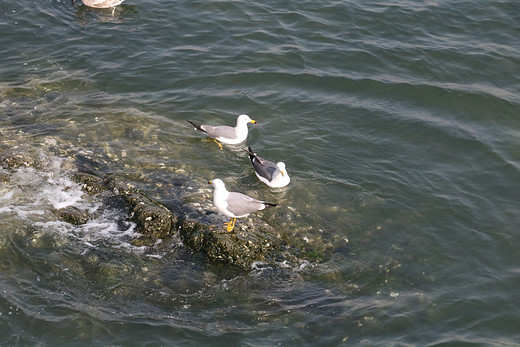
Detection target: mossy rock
<box><xmin>179</xmin><ymin>218</ymin><xmax>296</xmax><ymax>269</ymax></box>
<box><xmin>56</xmin><ymin>206</ymin><xmax>91</xmax><ymax>225</ymax></box>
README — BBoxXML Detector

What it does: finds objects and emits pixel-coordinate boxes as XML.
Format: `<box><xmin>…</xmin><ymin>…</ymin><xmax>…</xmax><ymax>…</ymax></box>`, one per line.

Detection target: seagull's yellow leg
<box><xmin>223</xmin><ymin>218</ymin><xmax>236</xmax><ymax>232</ymax></box>
<box><xmin>214</xmin><ymin>139</ymin><xmax>223</xmax><ymax>150</ymax></box>
<box><xmin>205</xmin><ymin>138</ymin><xmax>223</xmax><ymax>150</ymax></box>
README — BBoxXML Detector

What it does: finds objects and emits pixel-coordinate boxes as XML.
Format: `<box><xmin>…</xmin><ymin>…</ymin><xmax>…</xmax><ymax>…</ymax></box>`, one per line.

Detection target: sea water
<box><xmin>1</xmin><ymin>0</ymin><xmax>519</xmax><ymax>345</ymax></box>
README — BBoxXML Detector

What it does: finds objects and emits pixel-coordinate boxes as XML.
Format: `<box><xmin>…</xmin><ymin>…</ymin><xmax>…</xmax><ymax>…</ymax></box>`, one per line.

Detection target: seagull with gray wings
<box><xmin>209</xmin><ymin>179</ymin><xmax>278</xmax><ymax>232</ymax></box>
<box><xmin>187</xmin><ymin>114</ymin><xmax>257</xmax><ymax>149</ymax></box>
<box><xmin>247</xmin><ymin>146</ymin><xmax>290</xmax><ymax>188</ymax></box>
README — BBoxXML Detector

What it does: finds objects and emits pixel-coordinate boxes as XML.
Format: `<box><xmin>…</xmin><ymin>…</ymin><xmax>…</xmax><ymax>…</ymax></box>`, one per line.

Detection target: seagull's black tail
<box><xmin>247</xmin><ymin>146</ymin><xmax>257</xmax><ymax>161</ymax></box>
<box><xmin>187</xmin><ymin>120</ymin><xmax>206</xmax><ymax>133</ymax></box>
<box><xmin>263</xmin><ymin>202</ymin><xmax>278</xmax><ymax>209</ymax></box>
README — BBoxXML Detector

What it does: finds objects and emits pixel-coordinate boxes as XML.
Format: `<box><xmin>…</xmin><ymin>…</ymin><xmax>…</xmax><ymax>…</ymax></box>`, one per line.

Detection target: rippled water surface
<box><xmin>1</xmin><ymin>0</ymin><xmax>520</xmax><ymax>345</ymax></box>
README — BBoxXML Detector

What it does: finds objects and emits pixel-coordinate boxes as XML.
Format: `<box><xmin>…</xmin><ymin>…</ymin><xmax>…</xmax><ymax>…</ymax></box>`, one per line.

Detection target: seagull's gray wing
<box><xmin>201</xmin><ymin>125</ymin><xmax>238</xmax><ymax>140</ymax></box>
<box><xmin>225</xmin><ymin>192</ymin><xmax>266</xmax><ymax>217</ymax></box>
<box><xmin>252</xmin><ymin>155</ymin><xmax>278</xmax><ymax>182</ymax></box>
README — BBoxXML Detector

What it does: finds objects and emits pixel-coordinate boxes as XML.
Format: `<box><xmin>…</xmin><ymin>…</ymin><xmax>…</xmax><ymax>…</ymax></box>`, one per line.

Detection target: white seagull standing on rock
<box><xmin>209</xmin><ymin>179</ymin><xmax>278</xmax><ymax>232</ymax></box>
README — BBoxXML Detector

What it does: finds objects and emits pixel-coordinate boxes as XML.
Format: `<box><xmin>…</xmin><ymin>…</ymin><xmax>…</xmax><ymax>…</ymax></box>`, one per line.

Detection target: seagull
<box><xmin>73</xmin><ymin>0</ymin><xmax>125</xmax><ymax>8</ymax></box>
<box><xmin>209</xmin><ymin>179</ymin><xmax>278</xmax><ymax>232</ymax></box>
<box><xmin>187</xmin><ymin>114</ymin><xmax>257</xmax><ymax>148</ymax></box>
<box><xmin>247</xmin><ymin>147</ymin><xmax>290</xmax><ymax>188</ymax></box>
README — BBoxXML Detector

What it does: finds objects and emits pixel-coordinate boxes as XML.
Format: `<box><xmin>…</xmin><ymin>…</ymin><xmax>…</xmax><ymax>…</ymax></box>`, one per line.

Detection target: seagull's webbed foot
<box><xmin>223</xmin><ymin>218</ymin><xmax>236</xmax><ymax>232</ymax></box>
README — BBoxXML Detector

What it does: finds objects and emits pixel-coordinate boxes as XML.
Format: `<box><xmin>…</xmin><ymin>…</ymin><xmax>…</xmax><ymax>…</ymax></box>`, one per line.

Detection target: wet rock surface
<box><xmin>56</xmin><ymin>206</ymin><xmax>91</xmax><ymax>225</ymax></box>
<box><xmin>1</xmin><ymin>146</ymin><xmax>41</xmax><ymax>168</ymax></box>
<box><xmin>179</xmin><ymin>219</ymin><xmax>293</xmax><ymax>269</ymax></box>
<box><xmin>103</xmin><ymin>175</ymin><xmax>178</xmax><ymax>244</ymax></box>
<box><xmin>74</xmin><ymin>162</ymin><xmax>300</xmax><ymax>268</ymax></box>
<box><xmin>0</xmin><ymin>132</ymin><xmax>319</xmax><ymax>269</ymax></box>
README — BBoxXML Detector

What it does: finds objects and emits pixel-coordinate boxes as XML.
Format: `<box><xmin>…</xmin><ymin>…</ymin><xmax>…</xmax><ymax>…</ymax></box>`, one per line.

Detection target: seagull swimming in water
<box><xmin>73</xmin><ymin>0</ymin><xmax>125</xmax><ymax>8</ymax></box>
<box><xmin>187</xmin><ymin>114</ymin><xmax>257</xmax><ymax>148</ymax></box>
<box><xmin>247</xmin><ymin>146</ymin><xmax>290</xmax><ymax>188</ymax></box>
<box><xmin>209</xmin><ymin>179</ymin><xmax>278</xmax><ymax>232</ymax></box>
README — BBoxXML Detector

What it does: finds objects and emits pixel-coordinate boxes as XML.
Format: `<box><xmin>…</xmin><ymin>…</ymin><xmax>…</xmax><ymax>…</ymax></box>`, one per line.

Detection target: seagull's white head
<box><xmin>277</xmin><ymin>162</ymin><xmax>287</xmax><ymax>176</ymax></box>
<box><xmin>209</xmin><ymin>178</ymin><xmax>226</xmax><ymax>191</ymax></box>
<box><xmin>237</xmin><ymin>114</ymin><xmax>257</xmax><ymax>125</ymax></box>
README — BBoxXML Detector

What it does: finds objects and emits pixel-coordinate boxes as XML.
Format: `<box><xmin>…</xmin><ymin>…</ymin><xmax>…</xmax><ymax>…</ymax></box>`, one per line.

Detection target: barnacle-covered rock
<box><xmin>56</xmin><ymin>205</ymin><xmax>91</xmax><ymax>225</ymax></box>
<box><xmin>0</xmin><ymin>134</ymin><xmax>320</xmax><ymax>270</ymax></box>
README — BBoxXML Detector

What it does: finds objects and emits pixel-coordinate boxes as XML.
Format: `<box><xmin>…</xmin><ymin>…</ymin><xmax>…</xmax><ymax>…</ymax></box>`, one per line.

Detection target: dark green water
<box><xmin>1</xmin><ymin>0</ymin><xmax>519</xmax><ymax>345</ymax></box>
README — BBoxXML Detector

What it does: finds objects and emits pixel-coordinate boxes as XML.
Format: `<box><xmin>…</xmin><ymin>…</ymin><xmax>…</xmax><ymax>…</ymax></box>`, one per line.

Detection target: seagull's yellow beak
<box><xmin>281</xmin><ymin>170</ymin><xmax>285</xmax><ymax>176</ymax></box>
<box><xmin>208</xmin><ymin>180</ymin><xmax>212</xmax><ymax>184</ymax></box>
<box><xmin>250</xmin><ymin>119</ymin><xmax>257</xmax><ymax>124</ymax></box>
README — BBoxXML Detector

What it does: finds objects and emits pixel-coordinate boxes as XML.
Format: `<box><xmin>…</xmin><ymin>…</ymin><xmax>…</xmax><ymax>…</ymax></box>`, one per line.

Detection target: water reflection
<box><xmin>73</xmin><ymin>4</ymin><xmax>138</xmax><ymax>25</ymax></box>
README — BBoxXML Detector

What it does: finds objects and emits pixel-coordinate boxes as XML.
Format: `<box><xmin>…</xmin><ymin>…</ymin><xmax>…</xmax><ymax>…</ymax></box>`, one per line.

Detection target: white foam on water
<box><xmin>1</xmin><ymin>155</ymin><xmax>144</xmax><ymax>253</ymax></box>
<box><xmin>33</xmin><ymin>208</ymin><xmax>142</xmax><ymax>253</ymax></box>
<box><xmin>2</xmin><ymin>164</ymin><xmax>84</xmax><ymax>219</ymax></box>
<box><xmin>43</xmin><ymin>176</ymin><xmax>85</xmax><ymax>210</ymax></box>
<box><xmin>0</xmin><ymin>206</ymin><xmax>13</xmax><ymax>213</ymax></box>
<box><xmin>0</xmin><ymin>189</ymin><xmax>16</xmax><ymax>201</ymax></box>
